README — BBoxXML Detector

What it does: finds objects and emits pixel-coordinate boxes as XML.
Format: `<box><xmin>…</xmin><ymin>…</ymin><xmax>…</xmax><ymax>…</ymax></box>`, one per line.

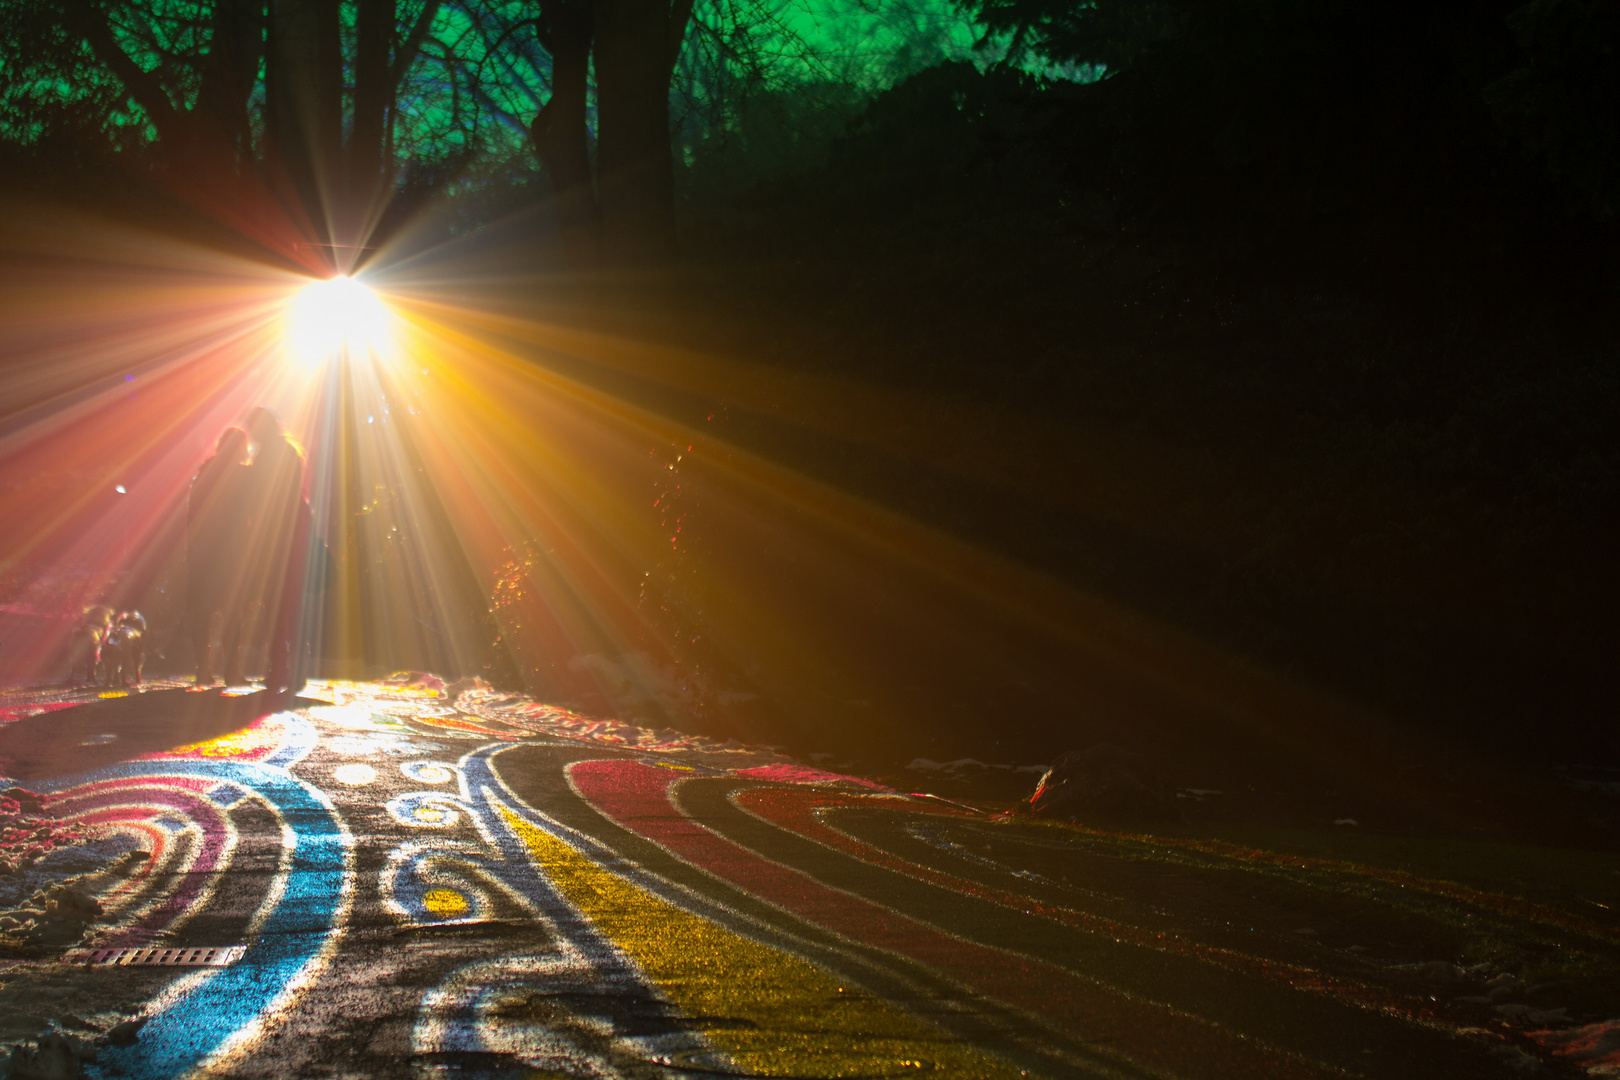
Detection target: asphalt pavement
<box><xmin>0</xmin><ymin>676</ymin><xmax>1613</xmax><ymax>1079</ymax></box>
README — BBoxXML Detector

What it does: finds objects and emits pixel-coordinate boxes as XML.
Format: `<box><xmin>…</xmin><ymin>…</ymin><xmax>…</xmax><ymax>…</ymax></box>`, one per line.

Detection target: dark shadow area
<box><xmin>0</xmin><ymin>689</ymin><xmax>323</xmax><ymax>782</ymax></box>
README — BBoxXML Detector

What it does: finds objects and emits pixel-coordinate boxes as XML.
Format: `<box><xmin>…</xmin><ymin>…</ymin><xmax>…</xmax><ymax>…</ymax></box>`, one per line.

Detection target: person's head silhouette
<box><xmin>215</xmin><ymin>426</ymin><xmax>248</xmax><ymax>464</ymax></box>
<box><xmin>245</xmin><ymin>406</ymin><xmax>282</xmax><ymax>449</ymax></box>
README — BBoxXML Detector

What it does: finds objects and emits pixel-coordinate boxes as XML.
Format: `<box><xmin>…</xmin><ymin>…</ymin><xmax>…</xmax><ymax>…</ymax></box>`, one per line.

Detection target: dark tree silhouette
<box><xmin>514</xmin><ymin>0</ymin><xmax>696</xmax><ymax>267</ymax></box>
<box><xmin>3</xmin><ymin>0</ymin><xmax>443</xmax><ymax>260</ymax></box>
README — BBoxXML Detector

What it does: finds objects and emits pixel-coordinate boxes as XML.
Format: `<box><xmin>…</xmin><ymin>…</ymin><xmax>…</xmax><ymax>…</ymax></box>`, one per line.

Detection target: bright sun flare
<box><xmin>289</xmin><ymin>274</ymin><xmax>391</xmax><ymax>363</ymax></box>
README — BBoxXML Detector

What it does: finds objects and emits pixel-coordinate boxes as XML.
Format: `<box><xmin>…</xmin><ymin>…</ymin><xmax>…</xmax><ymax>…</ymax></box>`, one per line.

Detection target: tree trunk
<box><xmin>194</xmin><ymin>0</ymin><xmax>264</xmax><ymax>165</ymax></box>
<box><xmin>266</xmin><ymin>0</ymin><xmax>344</xmax><ymax>259</ymax></box>
<box><xmin>592</xmin><ymin>0</ymin><xmax>693</xmax><ymax>266</ymax></box>
<box><xmin>349</xmin><ymin>0</ymin><xmax>395</xmax><ymax>246</ymax></box>
<box><xmin>66</xmin><ymin>0</ymin><xmax>261</xmax><ymax>232</ymax></box>
<box><xmin>350</xmin><ymin>0</ymin><xmax>442</xmax><ymax>256</ymax></box>
<box><xmin>530</xmin><ymin>0</ymin><xmax>599</xmax><ymax>270</ymax></box>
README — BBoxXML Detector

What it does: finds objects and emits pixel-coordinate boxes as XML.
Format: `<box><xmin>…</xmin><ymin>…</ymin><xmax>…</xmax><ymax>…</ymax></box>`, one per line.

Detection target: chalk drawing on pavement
<box><xmin>3</xmin><ymin>676</ymin><xmax>1593</xmax><ymax>1080</ymax></box>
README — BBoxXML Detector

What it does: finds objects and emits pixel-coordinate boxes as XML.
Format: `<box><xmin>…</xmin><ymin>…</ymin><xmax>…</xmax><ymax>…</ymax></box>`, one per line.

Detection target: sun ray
<box><xmin>0</xmin><ymin>195</ymin><xmax>1408</xmax><ymax>798</ymax></box>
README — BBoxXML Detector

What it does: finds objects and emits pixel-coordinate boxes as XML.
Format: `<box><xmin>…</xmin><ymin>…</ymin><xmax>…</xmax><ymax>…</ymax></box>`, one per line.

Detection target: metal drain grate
<box><xmin>76</xmin><ymin>945</ymin><xmax>247</xmax><ymax>967</ymax></box>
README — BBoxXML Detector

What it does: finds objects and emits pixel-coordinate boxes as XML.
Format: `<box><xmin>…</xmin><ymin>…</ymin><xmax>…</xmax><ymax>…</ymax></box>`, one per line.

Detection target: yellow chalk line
<box><xmin>500</xmin><ymin>806</ymin><xmax>1030</xmax><ymax>1079</ymax></box>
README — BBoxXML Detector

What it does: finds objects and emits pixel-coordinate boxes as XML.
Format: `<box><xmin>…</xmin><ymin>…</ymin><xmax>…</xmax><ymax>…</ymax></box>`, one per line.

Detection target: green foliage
<box><xmin>674</xmin><ymin>1</ymin><xmax>994</xmax><ymax>219</ymax></box>
<box><xmin>956</xmin><ymin>0</ymin><xmax>1178</xmax><ymax>70</ymax></box>
<box><xmin>687</xmin><ymin>58</ymin><xmax>1062</xmax><ymax>249</ymax></box>
<box><xmin>400</xmin><ymin>1</ymin><xmax>545</xmax><ymax>173</ymax></box>
<box><xmin>0</xmin><ymin>2</ymin><xmax>148</xmax><ymax>150</ymax></box>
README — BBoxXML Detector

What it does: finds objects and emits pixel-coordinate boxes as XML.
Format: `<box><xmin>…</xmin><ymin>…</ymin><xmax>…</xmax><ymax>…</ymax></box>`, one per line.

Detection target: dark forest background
<box><xmin>670</xmin><ymin>0</ymin><xmax>1620</xmax><ymax>769</ymax></box>
<box><xmin>0</xmin><ymin>0</ymin><xmax>1616</xmax><ymax>789</ymax></box>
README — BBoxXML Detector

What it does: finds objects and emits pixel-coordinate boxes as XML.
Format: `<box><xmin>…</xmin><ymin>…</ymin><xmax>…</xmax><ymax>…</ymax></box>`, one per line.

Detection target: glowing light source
<box><xmin>289</xmin><ymin>275</ymin><xmax>391</xmax><ymax>363</ymax></box>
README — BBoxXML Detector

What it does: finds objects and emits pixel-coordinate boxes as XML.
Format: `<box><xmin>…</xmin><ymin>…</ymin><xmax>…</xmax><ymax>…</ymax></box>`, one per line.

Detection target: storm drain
<box><xmin>75</xmin><ymin>945</ymin><xmax>247</xmax><ymax>967</ymax></box>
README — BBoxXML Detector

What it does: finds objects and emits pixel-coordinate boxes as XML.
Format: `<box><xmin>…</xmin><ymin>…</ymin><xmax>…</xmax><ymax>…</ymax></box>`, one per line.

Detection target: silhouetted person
<box><xmin>186</xmin><ymin>427</ymin><xmax>251</xmax><ymax>685</ymax></box>
<box><xmin>245</xmin><ymin>407</ymin><xmax>310</xmax><ymax>696</ymax></box>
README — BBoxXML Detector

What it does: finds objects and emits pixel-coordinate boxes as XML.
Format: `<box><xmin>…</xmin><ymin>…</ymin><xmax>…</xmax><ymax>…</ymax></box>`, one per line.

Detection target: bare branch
<box><xmin>65</xmin><ymin>0</ymin><xmax>184</xmax><ymax>142</ymax></box>
<box><xmin>390</xmin><ymin>0</ymin><xmax>446</xmax><ymax>90</ymax></box>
